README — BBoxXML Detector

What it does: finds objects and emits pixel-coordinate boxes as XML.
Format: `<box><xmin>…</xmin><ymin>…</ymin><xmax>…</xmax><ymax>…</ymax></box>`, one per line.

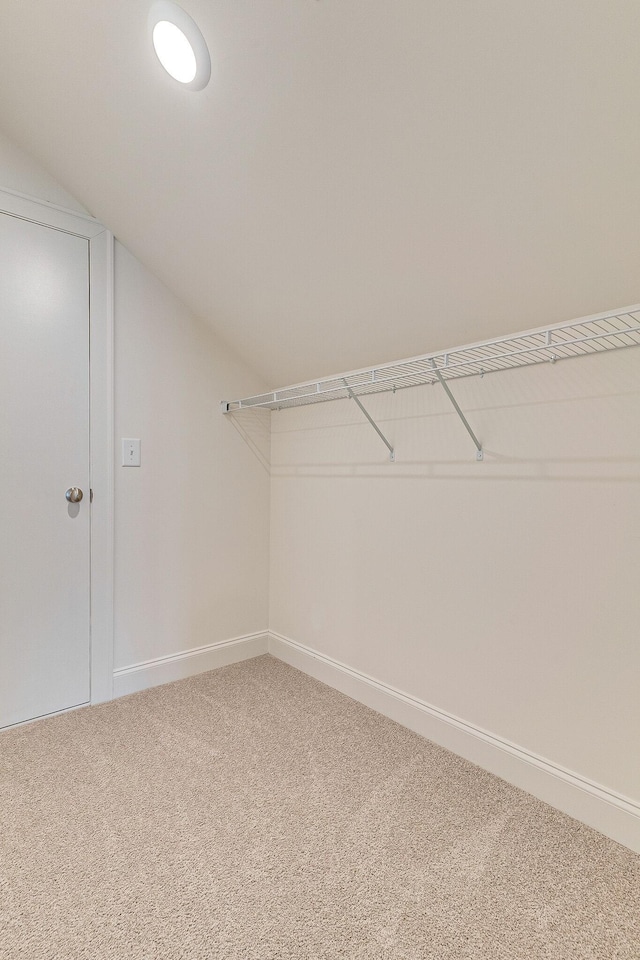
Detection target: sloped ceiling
<box><xmin>0</xmin><ymin>1</ymin><xmax>639</xmax><ymax>386</ymax></box>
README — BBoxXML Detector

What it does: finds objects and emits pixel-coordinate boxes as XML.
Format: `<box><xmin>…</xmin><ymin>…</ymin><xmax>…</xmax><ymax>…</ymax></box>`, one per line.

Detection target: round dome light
<box><xmin>149</xmin><ymin>1</ymin><xmax>211</xmax><ymax>90</ymax></box>
<box><xmin>153</xmin><ymin>21</ymin><xmax>197</xmax><ymax>83</ymax></box>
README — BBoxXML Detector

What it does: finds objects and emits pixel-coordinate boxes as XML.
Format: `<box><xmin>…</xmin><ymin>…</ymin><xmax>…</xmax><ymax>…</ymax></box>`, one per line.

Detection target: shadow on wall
<box><xmin>227</xmin><ymin>402</ymin><xmax>640</xmax><ymax>483</ymax></box>
<box><xmin>271</xmin><ymin>375</ymin><xmax>640</xmax><ymax>482</ymax></box>
<box><xmin>226</xmin><ymin>350</ymin><xmax>640</xmax><ymax>484</ymax></box>
<box><xmin>225</xmin><ymin>408</ymin><xmax>271</xmax><ymax>473</ymax></box>
<box><xmin>268</xmin><ymin>456</ymin><xmax>640</xmax><ymax>484</ymax></box>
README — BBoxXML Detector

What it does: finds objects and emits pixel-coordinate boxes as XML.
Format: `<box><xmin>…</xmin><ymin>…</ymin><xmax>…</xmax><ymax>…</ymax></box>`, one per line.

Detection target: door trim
<box><xmin>0</xmin><ymin>187</ymin><xmax>114</xmax><ymax>706</ymax></box>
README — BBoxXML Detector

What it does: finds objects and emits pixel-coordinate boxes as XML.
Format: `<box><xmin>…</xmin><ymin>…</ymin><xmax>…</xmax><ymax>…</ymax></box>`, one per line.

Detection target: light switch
<box><xmin>122</xmin><ymin>438</ymin><xmax>141</xmax><ymax>467</ymax></box>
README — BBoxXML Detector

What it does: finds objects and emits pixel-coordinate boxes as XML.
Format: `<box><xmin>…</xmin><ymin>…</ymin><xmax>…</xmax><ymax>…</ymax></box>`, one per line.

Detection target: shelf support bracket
<box><xmin>343</xmin><ymin>380</ymin><xmax>395</xmax><ymax>461</ymax></box>
<box><xmin>431</xmin><ymin>362</ymin><xmax>483</xmax><ymax>461</ymax></box>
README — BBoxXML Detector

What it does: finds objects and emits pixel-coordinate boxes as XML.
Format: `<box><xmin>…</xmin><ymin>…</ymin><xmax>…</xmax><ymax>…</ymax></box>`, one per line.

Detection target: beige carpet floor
<box><xmin>1</xmin><ymin>654</ymin><xmax>638</xmax><ymax>959</ymax></box>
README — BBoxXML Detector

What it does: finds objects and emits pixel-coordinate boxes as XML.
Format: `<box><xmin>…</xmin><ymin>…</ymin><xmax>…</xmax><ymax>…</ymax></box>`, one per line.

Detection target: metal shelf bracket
<box><xmin>343</xmin><ymin>379</ymin><xmax>395</xmax><ymax>461</ymax></box>
<box><xmin>431</xmin><ymin>361</ymin><xmax>483</xmax><ymax>461</ymax></box>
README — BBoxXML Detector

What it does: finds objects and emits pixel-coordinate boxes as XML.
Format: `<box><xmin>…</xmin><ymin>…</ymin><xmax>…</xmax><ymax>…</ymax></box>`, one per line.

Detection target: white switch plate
<box><xmin>122</xmin><ymin>438</ymin><xmax>141</xmax><ymax>467</ymax></box>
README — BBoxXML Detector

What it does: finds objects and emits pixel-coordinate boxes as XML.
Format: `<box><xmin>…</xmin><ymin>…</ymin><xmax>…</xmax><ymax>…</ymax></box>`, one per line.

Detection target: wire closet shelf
<box><xmin>222</xmin><ymin>306</ymin><xmax>640</xmax><ymax>415</ymax></box>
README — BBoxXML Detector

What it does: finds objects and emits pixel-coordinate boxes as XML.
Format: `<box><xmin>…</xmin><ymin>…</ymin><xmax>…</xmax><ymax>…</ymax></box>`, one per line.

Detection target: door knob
<box><xmin>65</xmin><ymin>487</ymin><xmax>83</xmax><ymax>503</ymax></box>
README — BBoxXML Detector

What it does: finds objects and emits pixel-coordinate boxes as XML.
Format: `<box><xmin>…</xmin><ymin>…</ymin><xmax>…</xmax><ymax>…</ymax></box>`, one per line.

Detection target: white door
<box><xmin>1</xmin><ymin>212</ymin><xmax>91</xmax><ymax>727</ymax></box>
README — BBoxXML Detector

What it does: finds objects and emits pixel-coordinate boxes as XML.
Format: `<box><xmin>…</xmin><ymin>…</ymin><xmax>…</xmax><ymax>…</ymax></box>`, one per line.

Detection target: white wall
<box><xmin>270</xmin><ymin>347</ymin><xmax>640</xmax><ymax>808</ymax></box>
<box><xmin>114</xmin><ymin>245</ymin><xmax>270</xmax><ymax>670</ymax></box>
<box><xmin>0</xmin><ymin>133</ymin><xmax>270</xmax><ymax>681</ymax></box>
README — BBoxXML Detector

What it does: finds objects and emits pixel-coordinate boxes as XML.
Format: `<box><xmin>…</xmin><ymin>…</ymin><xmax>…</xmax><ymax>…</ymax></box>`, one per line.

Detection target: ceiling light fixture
<box><xmin>149</xmin><ymin>1</ymin><xmax>211</xmax><ymax>90</ymax></box>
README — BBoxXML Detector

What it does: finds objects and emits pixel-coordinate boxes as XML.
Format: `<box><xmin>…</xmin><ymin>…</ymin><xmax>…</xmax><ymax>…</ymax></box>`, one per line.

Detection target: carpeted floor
<box><xmin>1</xmin><ymin>655</ymin><xmax>638</xmax><ymax>959</ymax></box>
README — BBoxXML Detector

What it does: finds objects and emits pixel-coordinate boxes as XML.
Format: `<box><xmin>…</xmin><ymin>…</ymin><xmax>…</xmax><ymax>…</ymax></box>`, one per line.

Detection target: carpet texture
<box><xmin>1</xmin><ymin>654</ymin><xmax>638</xmax><ymax>959</ymax></box>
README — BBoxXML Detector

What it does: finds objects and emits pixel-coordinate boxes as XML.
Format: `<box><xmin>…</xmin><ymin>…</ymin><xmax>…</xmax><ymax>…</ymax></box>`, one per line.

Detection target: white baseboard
<box><xmin>268</xmin><ymin>631</ymin><xmax>640</xmax><ymax>854</ymax></box>
<box><xmin>113</xmin><ymin>632</ymin><xmax>269</xmax><ymax>698</ymax></box>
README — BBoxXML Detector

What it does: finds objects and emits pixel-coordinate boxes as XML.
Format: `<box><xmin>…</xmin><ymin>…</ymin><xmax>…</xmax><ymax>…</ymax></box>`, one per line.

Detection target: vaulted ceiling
<box><xmin>1</xmin><ymin>1</ymin><xmax>639</xmax><ymax>386</ymax></box>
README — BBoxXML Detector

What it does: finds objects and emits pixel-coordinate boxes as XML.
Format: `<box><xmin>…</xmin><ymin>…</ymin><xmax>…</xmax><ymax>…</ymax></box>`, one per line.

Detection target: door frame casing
<box><xmin>0</xmin><ymin>187</ymin><xmax>114</xmax><ymax>706</ymax></box>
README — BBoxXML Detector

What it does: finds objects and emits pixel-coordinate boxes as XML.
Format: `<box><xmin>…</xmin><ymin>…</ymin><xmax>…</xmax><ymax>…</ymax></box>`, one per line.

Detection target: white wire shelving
<box><xmin>221</xmin><ymin>304</ymin><xmax>640</xmax><ymax>461</ymax></box>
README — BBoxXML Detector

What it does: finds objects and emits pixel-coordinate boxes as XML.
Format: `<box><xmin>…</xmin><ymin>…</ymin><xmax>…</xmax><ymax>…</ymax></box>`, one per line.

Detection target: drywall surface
<box><xmin>270</xmin><ymin>347</ymin><xmax>640</xmax><ymax>803</ymax></box>
<box><xmin>0</xmin><ymin>128</ymin><xmax>90</xmax><ymax>214</ymax></box>
<box><xmin>113</xmin><ymin>244</ymin><xmax>270</xmax><ymax>668</ymax></box>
